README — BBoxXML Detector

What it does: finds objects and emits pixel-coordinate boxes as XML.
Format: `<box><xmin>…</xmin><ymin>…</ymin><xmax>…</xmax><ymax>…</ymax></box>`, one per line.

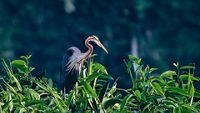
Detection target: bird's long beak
<box><xmin>92</xmin><ymin>37</ymin><xmax>108</xmax><ymax>54</ymax></box>
<box><xmin>97</xmin><ymin>41</ymin><xmax>109</xmax><ymax>54</ymax></box>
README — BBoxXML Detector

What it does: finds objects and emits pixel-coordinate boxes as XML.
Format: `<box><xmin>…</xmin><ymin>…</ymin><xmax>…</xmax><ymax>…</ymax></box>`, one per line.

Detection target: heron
<box><xmin>60</xmin><ymin>35</ymin><xmax>108</xmax><ymax>94</ymax></box>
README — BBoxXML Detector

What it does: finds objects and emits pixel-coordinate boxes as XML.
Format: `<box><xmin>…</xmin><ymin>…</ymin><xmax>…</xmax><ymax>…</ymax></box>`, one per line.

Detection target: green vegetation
<box><xmin>0</xmin><ymin>55</ymin><xmax>200</xmax><ymax>113</ymax></box>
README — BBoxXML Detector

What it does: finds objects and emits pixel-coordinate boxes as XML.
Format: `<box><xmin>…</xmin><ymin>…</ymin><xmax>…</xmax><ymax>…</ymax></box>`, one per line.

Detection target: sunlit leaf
<box><xmin>29</xmin><ymin>89</ymin><xmax>40</xmax><ymax>100</ymax></box>
<box><xmin>150</xmin><ymin>76</ymin><xmax>166</xmax><ymax>84</ymax></box>
<box><xmin>8</xmin><ymin>93</ymin><xmax>13</xmax><ymax>112</ymax></box>
<box><xmin>19</xmin><ymin>108</ymin><xmax>27</xmax><ymax>113</ymax></box>
<box><xmin>52</xmin><ymin>98</ymin><xmax>66</xmax><ymax>113</ymax></box>
<box><xmin>2</xmin><ymin>100</ymin><xmax>12</xmax><ymax>111</ymax></box>
<box><xmin>160</xmin><ymin>70</ymin><xmax>176</xmax><ymax>79</ymax></box>
<box><xmin>81</xmin><ymin>80</ymin><xmax>97</xmax><ymax>97</ymax></box>
<box><xmin>86</xmin><ymin>73</ymin><xmax>102</xmax><ymax>83</ymax></box>
<box><xmin>92</xmin><ymin>63</ymin><xmax>108</xmax><ymax>74</ymax></box>
<box><xmin>189</xmin><ymin>84</ymin><xmax>195</xmax><ymax>96</ymax></box>
<box><xmin>173</xmin><ymin>62</ymin><xmax>179</xmax><ymax>68</ymax></box>
<box><xmin>5</xmin><ymin>82</ymin><xmax>17</xmax><ymax>95</ymax></box>
<box><xmin>149</xmin><ymin>68</ymin><xmax>158</xmax><ymax>73</ymax></box>
<box><xmin>134</xmin><ymin>90</ymin><xmax>141</xmax><ymax>101</ymax></box>
<box><xmin>180</xmin><ymin>66</ymin><xmax>195</xmax><ymax>70</ymax></box>
<box><xmin>20</xmin><ymin>55</ymin><xmax>32</xmax><ymax>61</ymax></box>
<box><xmin>107</xmin><ymin>79</ymin><xmax>118</xmax><ymax>97</ymax></box>
<box><xmin>128</xmin><ymin>55</ymin><xmax>141</xmax><ymax>65</ymax></box>
<box><xmin>151</xmin><ymin>82</ymin><xmax>164</xmax><ymax>95</ymax></box>
<box><xmin>2</xmin><ymin>59</ymin><xmax>22</xmax><ymax>91</ymax></box>
<box><xmin>103</xmin><ymin>99</ymin><xmax>121</xmax><ymax>109</ymax></box>
<box><xmin>11</xmin><ymin>60</ymin><xmax>27</xmax><ymax>72</ymax></box>
<box><xmin>128</xmin><ymin>55</ymin><xmax>138</xmax><ymax>62</ymax></box>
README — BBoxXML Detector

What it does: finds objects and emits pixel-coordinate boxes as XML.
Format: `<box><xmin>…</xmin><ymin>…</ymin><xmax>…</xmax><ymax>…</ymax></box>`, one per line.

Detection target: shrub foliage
<box><xmin>0</xmin><ymin>55</ymin><xmax>200</xmax><ymax>113</ymax></box>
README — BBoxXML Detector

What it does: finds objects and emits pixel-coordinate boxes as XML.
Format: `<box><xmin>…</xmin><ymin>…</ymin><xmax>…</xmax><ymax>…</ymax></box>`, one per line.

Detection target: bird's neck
<box><xmin>84</xmin><ymin>38</ymin><xmax>93</xmax><ymax>59</ymax></box>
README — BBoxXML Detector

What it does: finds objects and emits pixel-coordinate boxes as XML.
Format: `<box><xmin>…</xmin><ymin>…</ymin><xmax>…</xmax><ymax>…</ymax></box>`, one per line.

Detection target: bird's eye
<box><xmin>67</xmin><ymin>49</ymin><xmax>74</xmax><ymax>56</ymax></box>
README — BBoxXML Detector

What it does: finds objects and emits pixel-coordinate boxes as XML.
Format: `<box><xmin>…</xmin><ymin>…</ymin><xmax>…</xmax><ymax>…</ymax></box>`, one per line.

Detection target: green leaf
<box><xmin>173</xmin><ymin>62</ymin><xmax>179</xmax><ymax>68</ymax></box>
<box><xmin>103</xmin><ymin>99</ymin><xmax>121</xmax><ymax>109</ymax></box>
<box><xmin>128</xmin><ymin>55</ymin><xmax>141</xmax><ymax>65</ymax></box>
<box><xmin>29</xmin><ymin>89</ymin><xmax>40</xmax><ymax>100</ymax></box>
<box><xmin>92</xmin><ymin>63</ymin><xmax>108</xmax><ymax>74</ymax></box>
<box><xmin>174</xmin><ymin>107</ymin><xmax>181</xmax><ymax>113</ymax></box>
<box><xmin>134</xmin><ymin>90</ymin><xmax>141</xmax><ymax>101</ymax></box>
<box><xmin>149</xmin><ymin>68</ymin><xmax>158</xmax><ymax>73</ymax></box>
<box><xmin>128</xmin><ymin>55</ymin><xmax>138</xmax><ymax>62</ymax></box>
<box><xmin>52</xmin><ymin>98</ymin><xmax>65</xmax><ymax>113</ymax></box>
<box><xmin>25</xmin><ymin>100</ymin><xmax>45</xmax><ymax>107</ymax></box>
<box><xmin>2</xmin><ymin>100</ymin><xmax>12</xmax><ymax>111</ymax></box>
<box><xmin>81</xmin><ymin>80</ymin><xmax>97</xmax><ymax>97</ymax></box>
<box><xmin>2</xmin><ymin>59</ymin><xmax>22</xmax><ymax>91</ymax></box>
<box><xmin>180</xmin><ymin>66</ymin><xmax>195</xmax><ymax>70</ymax></box>
<box><xmin>99</xmin><ymin>73</ymin><xmax>113</xmax><ymax>80</ymax></box>
<box><xmin>11</xmin><ymin>60</ymin><xmax>27</xmax><ymax>72</ymax></box>
<box><xmin>127</xmin><ymin>61</ymin><xmax>133</xmax><ymax>70</ymax></box>
<box><xmin>86</xmin><ymin>73</ymin><xmax>112</xmax><ymax>83</ymax></box>
<box><xmin>5</xmin><ymin>82</ymin><xmax>17</xmax><ymax>95</ymax></box>
<box><xmin>166</xmin><ymin>87</ymin><xmax>189</xmax><ymax>96</ymax></box>
<box><xmin>151</xmin><ymin>82</ymin><xmax>164</xmax><ymax>95</ymax></box>
<box><xmin>8</xmin><ymin>93</ymin><xmax>13</xmax><ymax>112</ymax></box>
<box><xmin>162</xmin><ymin>100</ymin><xmax>176</xmax><ymax>108</ymax></box>
<box><xmin>20</xmin><ymin>55</ymin><xmax>32</xmax><ymax>60</ymax></box>
<box><xmin>180</xmin><ymin>74</ymin><xmax>199</xmax><ymax>81</ymax></box>
<box><xmin>181</xmin><ymin>107</ymin><xmax>193</xmax><ymax>113</ymax></box>
<box><xmin>194</xmin><ymin>91</ymin><xmax>200</xmax><ymax>98</ymax></box>
<box><xmin>19</xmin><ymin>108</ymin><xmax>27</xmax><ymax>113</ymax></box>
<box><xmin>189</xmin><ymin>84</ymin><xmax>195</xmax><ymax>96</ymax></box>
<box><xmin>34</xmin><ymin>80</ymin><xmax>48</xmax><ymax>92</ymax></box>
<box><xmin>120</xmin><ymin>94</ymin><xmax>132</xmax><ymax>112</ymax></box>
<box><xmin>99</xmin><ymin>81</ymin><xmax>109</xmax><ymax>102</ymax></box>
<box><xmin>167</xmin><ymin>80</ymin><xmax>177</xmax><ymax>87</ymax></box>
<box><xmin>108</xmin><ymin>80</ymin><xmax>117</xmax><ymax>96</ymax></box>
<box><xmin>67</xmin><ymin>91</ymin><xmax>74</xmax><ymax>105</ymax></box>
<box><xmin>150</xmin><ymin>76</ymin><xmax>166</xmax><ymax>84</ymax></box>
<box><xmin>182</xmin><ymin>104</ymin><xmax>198</xmax><ymax>112</ymax></box>
<box><xmin>160</xmin><ymin>70</ymin><xmax>176</xmax><ymax>79</ymax></box>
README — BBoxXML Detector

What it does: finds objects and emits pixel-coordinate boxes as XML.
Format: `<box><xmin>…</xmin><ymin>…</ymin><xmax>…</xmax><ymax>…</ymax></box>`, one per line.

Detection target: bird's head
<box><xmin>87</xmin><ymin>35</ymin><xmax>108</xmax><ymax>54</ymax></box>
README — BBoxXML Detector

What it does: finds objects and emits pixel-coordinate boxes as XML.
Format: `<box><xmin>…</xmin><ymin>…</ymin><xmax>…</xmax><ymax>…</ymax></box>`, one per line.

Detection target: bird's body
<box><xmin>60</xmin><ymin>47</ymin><xmax>82</xmax><ymax>93</ymax></box>
<box><xmin>60</xmin><ymin>35</ymin><xmax>108</xmax><ymax>93</ymax></box>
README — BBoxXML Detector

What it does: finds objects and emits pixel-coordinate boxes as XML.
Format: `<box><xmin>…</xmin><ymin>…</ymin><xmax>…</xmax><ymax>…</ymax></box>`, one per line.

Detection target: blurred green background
<box><xmin>0</xmin><ymin>0</ymin><xmax>200</xmax><ymax>88</ymax></box>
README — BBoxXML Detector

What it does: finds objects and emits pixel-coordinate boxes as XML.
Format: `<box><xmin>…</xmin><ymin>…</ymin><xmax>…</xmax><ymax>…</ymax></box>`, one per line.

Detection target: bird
<box><xmin>60</xmin><ymin>35</ymin><xmax>108</xmax><ymax>94</ymax></box>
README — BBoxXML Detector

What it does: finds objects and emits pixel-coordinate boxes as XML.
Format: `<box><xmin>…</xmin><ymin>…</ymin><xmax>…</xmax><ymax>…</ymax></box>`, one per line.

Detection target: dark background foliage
<box><xmin>0</xmin><ymin>0</ymin><xmax>200</xmax><ymax>88</ymax></box>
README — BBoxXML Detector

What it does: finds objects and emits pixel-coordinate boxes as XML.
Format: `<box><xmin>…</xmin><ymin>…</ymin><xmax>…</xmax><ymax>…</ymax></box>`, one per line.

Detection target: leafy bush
<box><xmin>125</xmin><ymin>55</ymin><xmax>200</xmax><ymax>113</ymax></box>
<box><xmin>0</xmin><ymin>55</ymin><xmax>199</xmax><ymax>113</ymax></box>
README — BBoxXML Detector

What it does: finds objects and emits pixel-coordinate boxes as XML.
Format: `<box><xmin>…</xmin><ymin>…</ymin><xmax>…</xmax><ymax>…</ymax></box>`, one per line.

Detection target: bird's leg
<box><xmin>74</xmin><ymin>82</ymin><xmax>78</xmax><ymax>97</ymax></box>
<box><xmin>70</xmin><ymin>82</ymin><xmax>78</xmax><ymax>112</ymax></box>
<box><xmin>62</xmin><ymin>87</ymin><xmax>66</xmax><ymax>100</ymax></box>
